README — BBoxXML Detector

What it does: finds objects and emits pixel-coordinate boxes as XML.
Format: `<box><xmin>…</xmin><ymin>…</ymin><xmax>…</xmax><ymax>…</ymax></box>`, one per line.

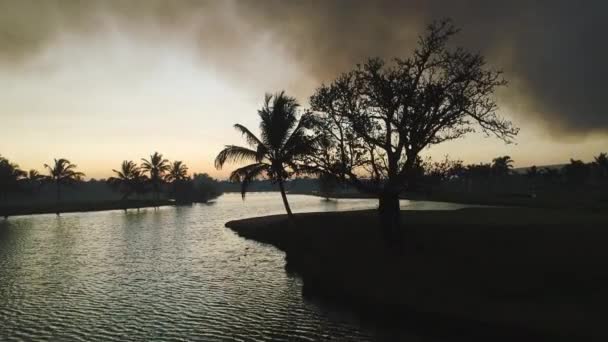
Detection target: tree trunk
<box><xmin>154</xmin><ymin>182</ymin><xmax>160</xmax><ymax>208</ymax></box>
<box><xmin>277</xmin><ymin>180</ymin><xmax>293</xmax><ymax>218</ymax></box>
<box><xmin>56</xmin><ymin>182</ymin><xmax>61</xmax><ymax>216</ymax></box>
<box><xmin>378</xmin><ymin>191</ymin><xmax>401</xmax><ymax>243</ymax></box>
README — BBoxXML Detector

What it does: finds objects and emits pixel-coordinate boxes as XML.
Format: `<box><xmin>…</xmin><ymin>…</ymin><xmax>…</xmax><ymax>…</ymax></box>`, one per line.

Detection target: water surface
<box><xmin>0</xmin><ymin>193</ymin><xmax>475</xmax><ymax>341</ymax></box>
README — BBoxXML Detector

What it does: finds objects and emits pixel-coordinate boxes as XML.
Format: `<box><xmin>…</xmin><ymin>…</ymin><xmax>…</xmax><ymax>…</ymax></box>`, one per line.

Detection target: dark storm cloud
<box><xmin>1</xmin><ymin>0</ymin><xmax>606</xmax><ymax>135</ymax></box>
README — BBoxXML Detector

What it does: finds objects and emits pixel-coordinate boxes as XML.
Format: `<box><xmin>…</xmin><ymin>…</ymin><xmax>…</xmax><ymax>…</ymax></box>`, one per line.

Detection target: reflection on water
<box><xmin>0</xmin><ymin>193</ymin><xmax>473</xmax><ymax>341</ymax></box>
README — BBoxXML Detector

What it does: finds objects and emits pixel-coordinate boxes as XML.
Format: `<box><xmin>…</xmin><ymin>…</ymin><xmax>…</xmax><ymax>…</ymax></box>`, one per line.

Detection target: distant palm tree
<box><xmin>526</xmin><ymin>165</ymin><xmax>538</xmax><ymax>178</ymax></box>
<box><xmin>27</xmin><ymin>169</ymin><xmax>43</xmax><ymax>180</ymax></box>
<box><xmin>0</xmin><ymin>155</ymin><xmax>26</xmax><ymax>202</ymax></box>
<box><xmin>165</xmin><ymin>161</ymin><xmax>189</xmax><ymax>198</ymax></box>
<box><xmin>215</xmin><ymin>91</ymin><xmax>315</xmax><ymax>217</ymax></box>
<box><xmin>141</xmin><ymin>152</ymin><xmax>170</xmax><ymax>201</ymax></box>
<box><xmin>165</xmin><ymin>161</ymin><xmax>189</xmax><ymax>183</ymax></box>
<box><xmin>563</xmin><ymin>159</ymin><xmax>590</xmax><ymax>184</ymax></box>
<box><xmin>44</xmin><ymin>158</ymin><xmax>85</xmax><ymax>210</ymax></box>
<box><xmin>26</xmin><ymin>169</ymin><xmax>45</xmax><ymax>193</ymax></box>
<box><xmin>541</xmin><ymin>167</ymin><xmax>560</xmax><ymax>182</ymax></box>
<box><xmin>594</xmin><ymin>153</ymin><xmax>608</xmax><ymax>178</ymax></box>
<box><xmin>466</xmin><ymin>163</ymin><xmax>493</xmax><ymax>179</ymax></box>
<box><xmin>491</xmin><ymin>156</ymin><xmax>514</xmax><ymax>176</ymax></box>
<box><xmin>107</xmin><ymin>160</ymin><xmax>146</xmax><ymax>200</ymax></box>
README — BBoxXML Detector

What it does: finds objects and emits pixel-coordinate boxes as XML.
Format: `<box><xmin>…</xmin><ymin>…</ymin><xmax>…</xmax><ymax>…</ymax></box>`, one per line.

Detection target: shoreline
<box><xmin>304</xmin><ymin>191</ymin><xmax>608</xmax><ymax>210</ymax></box>
<box><xmin>1</xmin><ymin>199</ymin><xmax>180</xmax><ymax>218</ymax></box>
<box><xmin>227</xmin><ymin>208</ymin><xmax>608</xmax><ymax>339</ymax></box>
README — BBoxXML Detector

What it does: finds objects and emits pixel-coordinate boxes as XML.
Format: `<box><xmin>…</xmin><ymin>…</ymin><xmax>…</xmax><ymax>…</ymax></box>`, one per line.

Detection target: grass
<box><xmin>227</xmin><ymin>208</ymin><xmax>608</xmax><ymax>340</ymax></box>
<box><xmin>308</xmin><ymin>189</ymin><xmax>608</xmax><ymax>211</ymax></box>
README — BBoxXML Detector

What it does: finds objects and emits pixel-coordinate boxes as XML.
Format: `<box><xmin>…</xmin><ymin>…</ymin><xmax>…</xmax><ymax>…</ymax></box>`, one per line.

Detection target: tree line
<box><xmin>0</xmin><ymin>152</ymin><xmax>221</xmax><ymax>215</ymax></box>
<box><xmin>417</xmin><ymin>154</ymin><xmax>608</xmax><ymax>186</ymax></box>
<box><xmin>107</xmin><ymin>152</ymin><xmax>221</xmax><ymax>204</ymax></box>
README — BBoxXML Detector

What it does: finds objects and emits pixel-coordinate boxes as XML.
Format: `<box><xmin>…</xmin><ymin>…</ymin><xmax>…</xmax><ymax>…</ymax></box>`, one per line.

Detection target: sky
<box><xmin>1</xmin><ymin>0</ymin><xmax>607</xmax><ymax>179</ymax></box>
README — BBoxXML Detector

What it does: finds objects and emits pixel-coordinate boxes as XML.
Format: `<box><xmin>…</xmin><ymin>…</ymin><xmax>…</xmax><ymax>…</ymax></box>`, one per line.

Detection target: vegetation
<box><xmin>0</xmin><ymin>155</ymin><xmax>26</xmax><ymax>202</ymax></box>
<box><xmin>491</xmin><ymin>156</ymin><xmax>514</xmax><ymax>176</ymax></box>
<box><xmin>594</xmin><ymin>153</ymin><xmax>608</xmax><ymax>178</ymax></box>
<box><xmin>165</xmin><ymin>161</ymin><xmax>189</xmax><ymax>198</ymax></box>
<box><xmin>304</xmin><ymin>20</ymin><xmax>518</xmax><ymax>235</ymax></box>
<box><xmin>166</xmin><ymin>161</ymin><xmax>189</xmax><ymax>183</ymax></box>
<box><xmin>215</xmin><ymin>91</ymin><xmax>316</xmax><ymax>217</ymax></box>
<box><xmin>141</xmin><ymin>152</ymin><xmax>171</xmax><ymax>201</ymax></box>
<box><xmin>1</xmin><ymin>153</ymin><xmax>222</xmax><ymax>218</ymax></box>
<box><xmin>318</xmin><ymin>174</ymin><xmax>338</xmax><ymax>200</ymax></box>
<box><xmin>43</xmin><ymin>158</ymin><xmax>85</xmax><ymax>214</ymax></box>
<box><xmin>107</xmin><ymin>160</ymin><xmax>147</xmax><ymax>200</ymax></box>
<box><xmin>172</xmin><ymin>173</ymin><xmax>223</xmax><ymax>204</ymax></box>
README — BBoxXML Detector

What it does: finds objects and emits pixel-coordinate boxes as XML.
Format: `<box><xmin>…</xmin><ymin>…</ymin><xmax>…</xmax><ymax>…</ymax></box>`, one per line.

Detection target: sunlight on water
<box><xmin>0</xmin><ymin>193</ymin><xmax>471</xmax><ymax>341</ymax></box>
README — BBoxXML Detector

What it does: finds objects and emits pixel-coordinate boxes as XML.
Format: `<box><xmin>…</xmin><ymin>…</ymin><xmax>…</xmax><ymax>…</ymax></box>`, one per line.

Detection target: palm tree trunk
<box><xmin>56</xmin><ymin>181</ymin><xmax>61</xmax><ymax>216</ymax></box>
<box><xmin>277</xmin><ymin>180</ymin><xmax>293</xmax><ymax>217</ymax></box>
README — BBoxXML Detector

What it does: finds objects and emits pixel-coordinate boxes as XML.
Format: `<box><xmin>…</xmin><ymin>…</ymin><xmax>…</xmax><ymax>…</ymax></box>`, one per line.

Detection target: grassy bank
<box><xmin>227</xmin><ymin>208</ymin><xmax>608</xmax><ymax>340</ymax></box>
<box><xmin>306</xmin><ymin>190</ymin><xmax>608</xmax><ymax>210</ymax></box>
<box><xmin>0</xmin><ymin>199</ymin><xmax>176</xmax><ymax>217</ymax></box>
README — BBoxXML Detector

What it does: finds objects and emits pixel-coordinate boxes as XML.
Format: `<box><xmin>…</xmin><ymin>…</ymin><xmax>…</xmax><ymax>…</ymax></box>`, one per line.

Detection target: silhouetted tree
<box><xmin>466</xmin><ymin>163</ymin><xmax>493</xmax><ymax>179</ymax></box>
<box><xmin>563</xmin><ymin>159</ymin><xmax>590</xmax><ymax>185</ymax></box>
<box><xmin>166</xmin><ymin>161</ymin><xmax>189</xmax><ymax>183</ymax></box>
<box><xmin>306</xmin><ymin>20</ymin><xmax>518</xmax><ymax>236</ymax></box>
<box><xmin>215</xmin><ymin>91</ymin><xmax>315</xmax><ymax>217</ymax></box>
<box><xmin>0</xmin><ymin>155</ymin><xmax>26</xmax><ymax>202</ymax></box>
<box><xmin>141</xmin><ymin>152</ymin><xmax>170</xmax><ymax>201</ymax></box>
<box><xmin>107</xmin><ymin>160</ymin><xmax>146</xmax><ymax>200</ymax></box>
<box><xmin>593</xmin><ymin>153</ymin><xmax>608</xmax><ymax>179</ymax></box>
<box><xmin>318</xmin><ymin>173</ymin><xmax>338</xmax><ymax>200</ymax></box>
<box><xmin>541</xmin><ymin>167</ymin><xmax>560</xmax><ymax>183</ymax></box>
<box><xmin>44</xmin><ymin>158</ymin><xmax>84</xmax><ymax>212</ymax></box>
<box><xmin>191</xmin><ymin>173</ymin><xmax>222</xmax><ymax>202</ymax></box>
<box><xmin>525</xmin><ymin>165</ymin><xmax>539</xmax><ymax>196</ymax></box>
<box><xmin>526</xmin><ymin>166</ymin><xmax>539</xmax><ymax>178</ymax></box>
<box><xmin>491</xmin><ymin>156</ymin><xmax>514</xmax><ymax>176</ymax></box>
<box><xmin>25</xmin><ymin>169</ymin><xmax>45</xmax><ymax>194</ymax></box>
<box><xmin>425</xmin><ymin>157</ymin><xmax>463</xmax><ymax>182</ymax></box>
<box><xmin>165</xmin><ymin>161</ymin><xmax>189</xmax><ymax>198</ymax></box>
<box><xmin>416</xmin><ymin>156</ymin><xmax>464</xmax><ymax>193</ymax></box>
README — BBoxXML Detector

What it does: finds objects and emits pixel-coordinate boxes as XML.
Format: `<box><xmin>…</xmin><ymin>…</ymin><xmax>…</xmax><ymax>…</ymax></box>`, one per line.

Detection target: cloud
<box><xmin>1</xmin><ymin>0</ymin><xmax>606</xmax><ymax>136</ymax></box>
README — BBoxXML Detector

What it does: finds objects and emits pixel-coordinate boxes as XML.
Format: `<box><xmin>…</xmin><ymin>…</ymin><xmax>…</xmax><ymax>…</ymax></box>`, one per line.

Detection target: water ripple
<box><xmin>0</xmin><ymin>194</ymin><xmax>462</xmax><ymax>341</ymax></box>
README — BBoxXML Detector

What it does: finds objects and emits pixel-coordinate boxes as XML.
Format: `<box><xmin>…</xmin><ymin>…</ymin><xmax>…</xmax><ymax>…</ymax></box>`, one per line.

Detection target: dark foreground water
<box><xmin>0</xmin><ymin>193</ymin><xmax>477</xmax><ymax>341</ymax></box>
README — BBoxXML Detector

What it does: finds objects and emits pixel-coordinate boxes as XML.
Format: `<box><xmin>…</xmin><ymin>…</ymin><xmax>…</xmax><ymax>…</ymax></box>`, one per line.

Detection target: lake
<box><xmin>0</xmin><ymin>193</ymin><xmax>478</xmax><ymax>341</ymax></box>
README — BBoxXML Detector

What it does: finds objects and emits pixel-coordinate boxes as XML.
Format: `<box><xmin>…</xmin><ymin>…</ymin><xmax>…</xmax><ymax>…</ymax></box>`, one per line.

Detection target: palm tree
<box><xmin>526</xmin><ymin>165</ymin><xmax>538</xmax><ymax>178</ymax></box>
<box><xmin>0</xmin><ymin>155</ymin><xmax>26</xmax><ymax>203</ymax></box>
<box><xmin>594</xmin><ymin>153</ymin><xmax>608</xmax><ymax>179</ymax></box>
<box><xmin>141</xmin><ymin>152</ymin><xmax>170</xmax><ymax>201</ymax></box>
<box><xmin>107</xmin><ymin>160</ymin><xmax>145</xmax><ymax>200</ymax></box>
<box><xmin>165</xmin><ymin>161</ymin><xmax>189</xmax><ymax>183</ymax></box>
<box><xmin>215</xmin><ymin>91</ymin><xmax>315</xmax><ymax>217</ymax></box>
<box><xmin>563</xmin><ymin>159</ymin><xmax>590</xmax><ymax>184</ymax></box>
<box><xmin>491</xmin><ymin>156</ymin><xmax>514</xmax><ymax>176</ymax></box>
<box><xmin>43</xmin><ymin>158</ymin><xmax>85</xmax><ymax>211</ymax></box>
<box><xmin>165</xmin><ymin>161</ymin><xmax>189</xmax><ymax>197</ymax></box>
<box><xmin>25</xmin><ymin>169</ymin><xmax>45</xmax><ymax>194</ymax></box>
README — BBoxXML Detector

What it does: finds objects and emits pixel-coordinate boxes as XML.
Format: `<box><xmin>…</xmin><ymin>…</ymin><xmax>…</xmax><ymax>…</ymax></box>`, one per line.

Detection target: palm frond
<box><xmin>234</xmin><ymin>124</ymin><xmax>265</xmax><ymax>148</ymax></box>
<box><xmin>215</xmin><ymin>145</ymin><xmax>262</xmax><ymax>169</ymax></box>
<box><xmin>229</xmin><ymin>163</ymin><xmax>270</xmax><ymax>199</ymax></box>
<box><xmin>258</xmin><ymin>91</ymin><xmax>300</xmax><ymax>149</ymax></box>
